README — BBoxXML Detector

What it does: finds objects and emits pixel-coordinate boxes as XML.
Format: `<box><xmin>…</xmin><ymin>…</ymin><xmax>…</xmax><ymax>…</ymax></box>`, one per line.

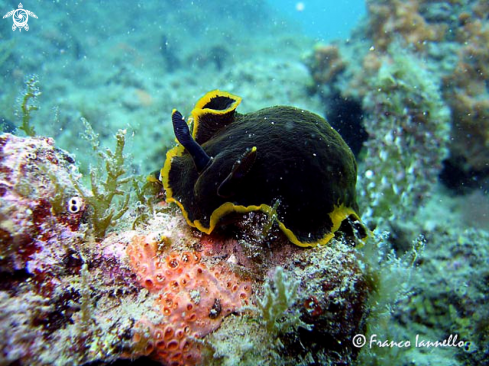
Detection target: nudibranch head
<box><xmin>160</xmin><ymin>90</ymin><xmax>366</xmax><ymax>247</ymax></box>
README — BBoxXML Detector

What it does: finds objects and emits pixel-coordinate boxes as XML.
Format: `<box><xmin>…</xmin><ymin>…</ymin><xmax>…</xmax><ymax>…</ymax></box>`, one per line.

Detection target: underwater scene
<box><xmin>1</xmin><ymin>0</ymin><xmax>488</xmax><ymax>365</ymax></box>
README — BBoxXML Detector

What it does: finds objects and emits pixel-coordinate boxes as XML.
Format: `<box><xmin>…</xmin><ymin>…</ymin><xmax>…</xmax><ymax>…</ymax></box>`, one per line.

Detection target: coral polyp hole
<box><xmin>176</xmin><ymin>329</ymin><xmax>184</xmax><ymax>339</ymax></box>
<box><xmin>145</xmin><ymin>278</ymin><xmax>154</xmax><ymax>288</ymax></box>
<box><xmin>167</xmin><ymin>340</ymin><xmax>179</xmax><ymax>351</ymax></box>
<box><xmin>184</xmin><ymin>326</ymin><xmax>190</xmax><ymax>334</ymax></box>
<box><xmin>187</xmin><ymin>304</ymin><xmax>193</xmax><ymax>311</ymax></box>
<box><xmin>156</xmin><ymin>274</ymin><xmax>165</xmax><ymax>282</ymax></box>
<box><xmin>240</xmin><ymin>293</ymin><xmax>247</xmax><ymax>299</ymax></box>
<box><xmin>163</xmin><ymin>307</ymin><xmax>171</xmax><ymax>316</ymax></box>
<box><xmin>244</xmin><ymin>285</ymin><xmax>250</xmax><ymax>292</ymax></box>
<box><xmin>226</xmin><ymin>282</ymin><xmax>232</xmax><ymax>288</ymax></box>
<box><xmin>188</xmin><ymin>313</ymin><xmax>197</xmax><ymax>322</ymax></box>
<box><xmin>171</xmin><ymin>353</ymin><xmax>182</xmax><ymax>361</ymax></box>
<box><xmin>182</xmin><ymin>341</ymin><xmax>191</xmax><ymax>352</ymax></box>
<box><xmin>168</xmin><ymin>257</ymin><xmax>179</xmax><ymax>269</ymax></box>
<box><xmin>170</xmin><ymin>280</ymin><xmax>179</xmax><ymax>291</ymax></box>
<box><xmin>157</xmin><ymin>350</ymin><xmax>169</xmax><ymax>358</ymax></box>
<box><xmin>154</xmin><ymin>329</ymin><xmax>164</xmax><ymax>339</ymax></box>
<box><xmin>196</xmin><ymin>267</ymin><xmax>203</xmax><ymax>275</ymax></box>
<box><xmin>181</xmin><ymin>278</ymin><xmax>187</xmax><ymax>286</ymax></box>
<box><xmin>146</xmin><ymin>342</ymin><xmax>154</xmax><ymax>354</ymax></box>
<box><xmin>164</xmin><ymin>327</ymin><xmax>174</xmax><ymax>340</ymax></box>
<box><xmin>232</xmin><ymin>284</ymin><xmax>239</xmax><ymax>291</ymax></box>
<box><xmin>156</xmin><ymin>340</ymin><xmax>165</xmax><ymax>349</ymax></box>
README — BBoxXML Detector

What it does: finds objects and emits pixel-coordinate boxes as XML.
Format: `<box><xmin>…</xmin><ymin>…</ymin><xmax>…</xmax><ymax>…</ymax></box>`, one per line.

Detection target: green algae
<box><xmin>256</xmin><ymin>266</ymin><xmax>300</xmax><ymax>334</ymax></box>
<box><xmin>18</xmin><ymin>75</ymin><xmax>41</xmax><ymax>137</ymax></box>
<box><xmin>359</xmin><ymin>46</ymin><xmax>451</xmax><ymax>231</ymax></box>
<box><xmin>71</xmin><ymin>119</ymin><xmax>133</xmax><ymax>239</ymax></box>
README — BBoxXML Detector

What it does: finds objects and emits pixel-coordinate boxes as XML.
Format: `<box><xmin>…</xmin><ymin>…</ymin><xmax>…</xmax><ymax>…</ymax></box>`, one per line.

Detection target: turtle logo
<box><xmin>3</xmin><ymin>3</ymin><xmax>37</xmax><ymax>32</ymax></box>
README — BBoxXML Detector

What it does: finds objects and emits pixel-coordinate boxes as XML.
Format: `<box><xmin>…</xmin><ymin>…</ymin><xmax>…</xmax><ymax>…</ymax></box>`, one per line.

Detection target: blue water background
<box><xmin>267</xmin><ymin>0</ymin><xmax>366</xmax><ymax>40</ymax></box>
<box><xmin>0</xmin><ymin>0</ymin><xmax>366</xmax><ymax>175</ymax></box>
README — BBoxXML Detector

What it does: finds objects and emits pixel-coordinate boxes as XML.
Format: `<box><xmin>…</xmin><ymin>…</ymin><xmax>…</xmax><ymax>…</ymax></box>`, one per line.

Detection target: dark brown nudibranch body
<box><xmin>160</xmin><ymin>90</ymin><xmax>366</xmax><ymax>247</ymax></box>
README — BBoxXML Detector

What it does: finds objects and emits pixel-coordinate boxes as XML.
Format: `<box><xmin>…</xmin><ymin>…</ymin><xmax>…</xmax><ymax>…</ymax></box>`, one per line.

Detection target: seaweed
<box><xmin>256</xmin><ymin>266</ymin><xmax>300</xmax><ymax>334</ymax></box>
<box><xmin>71</xmin><ymin>119</ymin><xmax>133</xmax><ymax>239</ymax></box>
<box><xmin>131</xmin><ymin>177</ymin><xmax>165</xmax><ymax>229</ymax></box>
<box><xmin>18</xmin><ymin>75</ymin><xmax>41</xmax><ymax>137</ymax></box>
<box><xmin>355</xmin><ymin>232</ymin><xmax>423</xmax><ymax>365</ymax></box>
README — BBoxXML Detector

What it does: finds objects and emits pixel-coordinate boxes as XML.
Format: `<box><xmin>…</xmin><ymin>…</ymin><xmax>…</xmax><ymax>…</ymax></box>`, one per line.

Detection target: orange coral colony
<box><xmin>126</xmin><ymin>233</ymin><xmax>251</xmax><ymax>366</ymax></box>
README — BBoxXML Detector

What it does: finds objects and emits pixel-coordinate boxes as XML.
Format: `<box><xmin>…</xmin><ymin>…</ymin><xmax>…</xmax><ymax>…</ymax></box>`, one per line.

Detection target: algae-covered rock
<box><xmin>0</xmin><ymin>133</ymin><xmax>372</xmax><ymax>366</ymax></box>
<box><xmin>0</xmin><ymin>133</ymin><xmax>87</xmax><ymax>273</ymax></box>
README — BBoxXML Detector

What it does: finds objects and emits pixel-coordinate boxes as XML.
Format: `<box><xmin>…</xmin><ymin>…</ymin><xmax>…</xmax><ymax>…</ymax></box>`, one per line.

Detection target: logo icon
<box><xmin>3</xmin><ymin>3</ymin><xmax>37</xmax><ymax>31</ymax></box>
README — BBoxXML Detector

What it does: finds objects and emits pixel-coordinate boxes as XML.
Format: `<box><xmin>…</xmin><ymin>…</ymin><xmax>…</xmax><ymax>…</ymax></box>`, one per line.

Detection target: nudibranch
<box><xmin>158</xmin><ymin>90</ymin><xmax>366</xmax><ymax>247</ymax></box>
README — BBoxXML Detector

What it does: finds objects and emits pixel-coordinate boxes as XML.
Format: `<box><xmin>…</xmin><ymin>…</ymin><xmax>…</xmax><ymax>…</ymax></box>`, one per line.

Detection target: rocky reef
<box><xmin>304</xmin><ymin>0</ymin><xmax>489</xmax><ymax>364</ymax></box>
<box><xmin>304</xmin><ymin>0</ymin><xmax>489</xmax><ymax>229</ymax></box>
<box><xmin>307</xmin><ymin>0</ymin><xmax>489</xmax><ymax>195</ymax></box>
<box><xmin>442</xmin><ymin>0</ymin><xmax>489</xmax><ymax>180</ymax></box>
<box><xmin>0</xmin><ymin>133</ymin><xmax>375</xmax><ymax>365</ymax></box>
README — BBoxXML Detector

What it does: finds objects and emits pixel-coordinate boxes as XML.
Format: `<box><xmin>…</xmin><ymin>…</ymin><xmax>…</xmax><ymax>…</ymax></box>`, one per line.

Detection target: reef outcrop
<box><xmin>306</xmin><ymin>0</ymin><xmax>489</xmax><ymax>201</ymax></box>
<box><xmin>0</xmin><ymin>133</ymin><xmax>371</xmax><ymax>366</ymax></box>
